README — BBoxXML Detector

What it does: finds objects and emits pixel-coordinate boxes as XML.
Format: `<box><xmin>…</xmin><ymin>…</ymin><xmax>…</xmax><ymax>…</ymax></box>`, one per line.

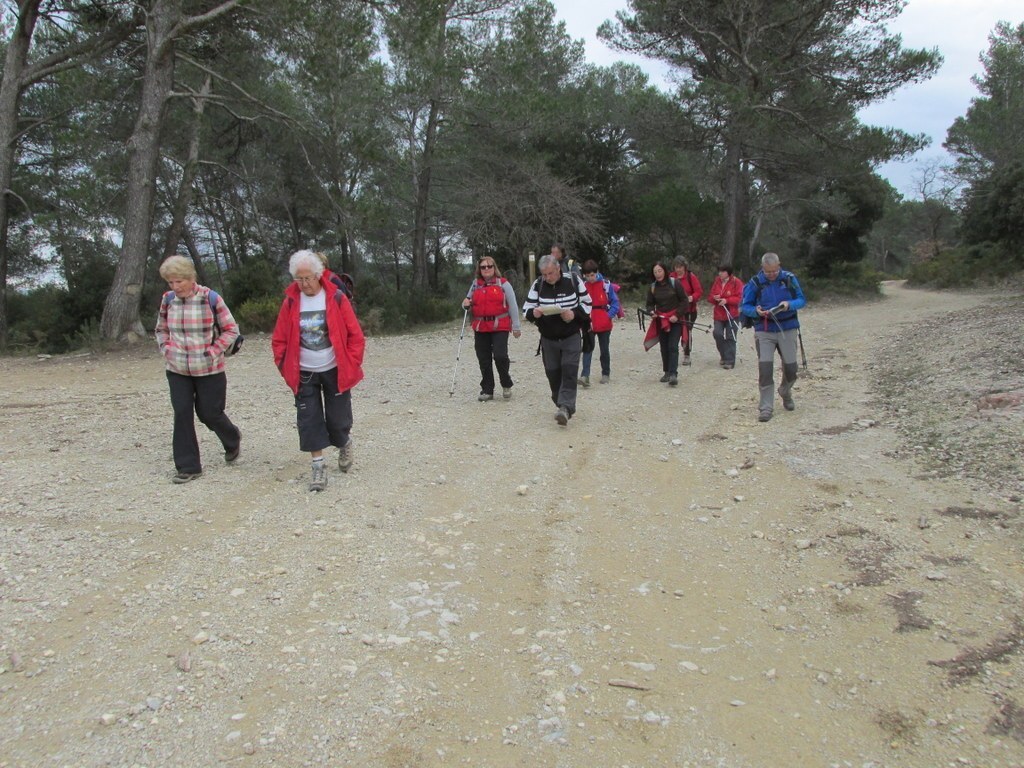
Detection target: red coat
<box><xmin>670</xmin><ymin>270</ymin><xmax>703</xmax><ymax>313</ymax></box>
<box><xmin>706</xmin><ymin>275</ymin><xmax>744</xmax><ymax>322</ymax></box>
<box><xmin>272</xmin><ymin>278</ymin><xmax>365</xmax><ymax>395</ymax></box>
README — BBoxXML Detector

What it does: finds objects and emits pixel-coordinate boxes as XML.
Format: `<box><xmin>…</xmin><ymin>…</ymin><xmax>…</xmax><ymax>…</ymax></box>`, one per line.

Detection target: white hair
<box><xmin>289</xmin><ymin>249</ymin><xmax>325</xmax><ymax>278</ymax></box>
<box><xmin>761</xmin><ymin>252</ymin><xmax>781</xmax><ymax>267</ymax></box>
<box><xmin>538</xmin><ymin>254</ymin><xmax>560</xmax><ymax>271</ymax></box>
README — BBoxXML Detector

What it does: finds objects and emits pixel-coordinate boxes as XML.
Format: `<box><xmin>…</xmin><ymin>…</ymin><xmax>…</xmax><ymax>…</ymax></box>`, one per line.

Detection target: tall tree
<box><xmin>100</xmin><ymin>0</ymin><xmax>243</xmax><ymax>342</ymax></box>
<box><xmin>945</xmin><ymin>22</ymin><xmax>1024</xmax><ymax>189</ymax></box>
<box><xmin>0</xmin><ymin>1</ymin><xmax>139</xmax><ymax>347</ymax></box>
<box><xmin>600</xmin><ymin>0</ymin><xmax>941</xmax><ymax>266</ymax></box>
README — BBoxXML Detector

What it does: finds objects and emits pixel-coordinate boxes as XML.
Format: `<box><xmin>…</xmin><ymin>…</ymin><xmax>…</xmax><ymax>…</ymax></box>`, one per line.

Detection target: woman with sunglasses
<box><xmin>461</xmin><ymin>258</ymin><xmax>522</xmax><ymax>401</ymax></box>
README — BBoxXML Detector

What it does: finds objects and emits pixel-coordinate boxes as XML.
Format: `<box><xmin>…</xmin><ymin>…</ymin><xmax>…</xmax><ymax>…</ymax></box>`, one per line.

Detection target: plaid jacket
<box><xmin>155</xmin><ymin>285</ymin><xmax>239</xmax><ymax>377</ymax></box>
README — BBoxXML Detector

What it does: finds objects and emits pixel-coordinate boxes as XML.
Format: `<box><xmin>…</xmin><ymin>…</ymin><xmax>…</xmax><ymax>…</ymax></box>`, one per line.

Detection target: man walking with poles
<box><xmin>523</xmin><ymin>254</ymin><xmax>592</xmax><ymax>426</ymax></box>
<box><xmin>740</xmin><ymin>252</ymin><xmax>807</xmax><ymax>423</ymax></box>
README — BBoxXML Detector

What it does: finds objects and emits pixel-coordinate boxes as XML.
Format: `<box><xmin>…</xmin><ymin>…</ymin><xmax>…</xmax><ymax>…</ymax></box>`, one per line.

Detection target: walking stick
<box><xmin>449</xmin><ymin>309</ymin><xmax>469</xmax><ymax>397</ymax></box>
<box><xmin>798</xmin><ymin>329</ymin><xmax>808</xmax><ymax>371</ymax></box>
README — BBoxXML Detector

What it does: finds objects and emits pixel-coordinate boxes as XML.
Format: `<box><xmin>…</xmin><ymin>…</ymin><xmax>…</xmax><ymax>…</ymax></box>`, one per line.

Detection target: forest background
<box><xmin>1</xmin><ymin>0</ymin><xmax>1022</xmax><ymax>354</ymax></box>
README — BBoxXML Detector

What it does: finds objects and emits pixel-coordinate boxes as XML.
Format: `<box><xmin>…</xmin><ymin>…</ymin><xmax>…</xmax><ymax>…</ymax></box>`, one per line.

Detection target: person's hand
<box><xmin>669</xmin><ymin>315</ymin><xmax>678</xmax><ymax>323</ymax></box>
<box><xmin>532</xmin><ymin>308</ymin><xmax>543</xmax><ymax>319</ymax></box>
<box><xmin>717</xmin><ymin>298</ymin><xmax>726</xmax><ymax>307</ymax></box>
<box><xmin>756</xmin><ymin>305</ymin><xmax>768</xmax><ymax>317</ymax></box>
<box><xmin>777</xmin><ymin>300</ymin><xmax>790</xmax><ymax>311</ymax></box>
<box><xmin>560</xmin><ymin>309</ymin><xmax>574</xmax><ymax>322</ymax></box>
<box><xmin>462</xmin><ymin>299</ymin><xmax>471</xmax><ymax>309</ymax></box>
<box><xmin>686</xmin><ymin>295</ymin><xmax>693</xmax><ymax>303</ymax></box>
<box><xmin>512</xmin><ymin>330</ymin><xmax>521</xmax><ymax>339</ymax></box>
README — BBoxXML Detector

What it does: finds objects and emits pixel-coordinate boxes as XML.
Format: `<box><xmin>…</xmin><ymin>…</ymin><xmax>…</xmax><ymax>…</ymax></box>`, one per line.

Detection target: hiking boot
<box><xmin>659</xmin><ymin>373</ymin><xmax>671</xmax><ymax>383</ymax></box>
<box><xmin>779</xmin><ymin>388</ymin><xmax>795</xmax><ymax>411</ymax></box>
<box><xmin>758</xmin><ymin>410</ymin><xmax>772</xmax><ymax>423</ymax></box>
<box><xmin>478</xmin><ymin>392</ymin><xmax>493</xmax><ymax>402</ymax></box>
<box><xmin>723</xmin><ymin>363</ymin><xmax>734</xmax><ymax>370</ymax></box>
<box><xmin>309</xmin><ymin>461</ymin><xmax>328</xmax><ymax>492</ymax></box>
<box><xmin>579</xmin><ymin>376</ymin><xmax>590</xmax><ymax>388</ymax></box>
<box><xmin>554</xmin><ymin>407</ymin><xmax>569</xmax><ymax>426</ymax></box>
<box><xmin>338</xmin><ymin>438</ymin><xmax>353</xmax><ymax>473</ymax></box>
<box><xmin>225</xmin><ymin>429</ymin><xmax>241</xmax><ymax>463</ymax></box>
<box><xmin>502</xmin><ymin>387</ymin><xmax>512</xmax><ymax>400</ymax></box>
<box><xmin>681</xmin><ymin>354</ymin><xmax>691</xmax><ymax>366</ymax></box>
<box><xmin>172</xmin><ymin>471</ymin><xmax>202</xmax><ymax>484</ymax></box>
<box><xmin>668</xmin><ymin>374</ymin><xmax>678</xmax><ymax>386</ymax></box>
<box><xmin>600</xmin><ymin>375</ymin><xmax>609</xmax><ymax>384</ymax></box>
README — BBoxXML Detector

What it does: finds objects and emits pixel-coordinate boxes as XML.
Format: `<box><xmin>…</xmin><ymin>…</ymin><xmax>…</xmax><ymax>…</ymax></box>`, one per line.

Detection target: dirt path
<box><xmin>1</xmin><ymin>282</ymin><xmax>1022</xmax><ymax>767</ymax></box>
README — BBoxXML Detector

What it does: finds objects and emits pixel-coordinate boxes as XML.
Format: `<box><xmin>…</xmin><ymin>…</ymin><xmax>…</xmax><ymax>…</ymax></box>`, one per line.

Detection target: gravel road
<box><xmin>1</xmin><ymin>281</ymin><xmax>1022</xmax><ymax>767</ymax></box>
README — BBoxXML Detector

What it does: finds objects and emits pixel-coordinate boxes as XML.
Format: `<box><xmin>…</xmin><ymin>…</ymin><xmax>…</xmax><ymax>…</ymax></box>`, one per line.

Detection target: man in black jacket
<box><xmin>523</xmin><ymin>254</ymin><xmax>592</xmax><ymax>425</ymax></box>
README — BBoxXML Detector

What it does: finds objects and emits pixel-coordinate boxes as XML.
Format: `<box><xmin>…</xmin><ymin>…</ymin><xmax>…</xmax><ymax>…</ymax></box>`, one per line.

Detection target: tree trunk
<box><xmin>0</xmin><ymin>1</ymin><xmax>43</xmax><ymax>350</ymax></box>
<box><xmin>162</xmin><ymin>73</ymin><xmax>211</xmax><ymax>268</ymax></box>
<box><xmin>411</xmin><ymin>97</ymin><xmax>440</xmax><ymax>291</ymax></box>
<box><xmin>101</xmin><ymin>0</ymin><xmax>182</xmax><ymax>341</ymax></box>
<box><xmin>720</xmin><ymin>139</ymin><xmax>743</xmax><ymax>267</ymax></box>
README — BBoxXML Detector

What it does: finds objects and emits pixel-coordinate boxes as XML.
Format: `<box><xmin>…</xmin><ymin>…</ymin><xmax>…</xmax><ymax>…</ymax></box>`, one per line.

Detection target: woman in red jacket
<box><xmin>272</xmin><ymin>250</ymin><xmax>365</xmax><ymax>492</ymax></box>
<box><xmin>670</xmin><ymin>256</ymin><xmax>703</xmax><ymax>366</ymax></box>
<box><xmin>707</xmin><ymin>263</ymin><xmax>744</xmax><ymax>369</ymax></box>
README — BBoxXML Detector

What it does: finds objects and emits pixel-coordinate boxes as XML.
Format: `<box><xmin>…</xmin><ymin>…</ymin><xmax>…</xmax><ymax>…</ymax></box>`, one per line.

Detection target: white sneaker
<box><xmin>502</xmin><ymin>387</ymin><xmax>512</xmax><ymax>400</ymax></box>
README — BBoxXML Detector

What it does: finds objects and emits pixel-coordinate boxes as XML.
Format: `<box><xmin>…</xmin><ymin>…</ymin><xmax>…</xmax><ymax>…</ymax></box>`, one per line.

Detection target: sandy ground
<box><xmin>1</xmin><ymin>281</ymin><xmax>1022</xmax><ymax>768</ymax></box>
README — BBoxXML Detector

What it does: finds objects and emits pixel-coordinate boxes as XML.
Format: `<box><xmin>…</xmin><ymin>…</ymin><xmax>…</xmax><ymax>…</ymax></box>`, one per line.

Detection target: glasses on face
<box><xmin>295</xmin><ymin>275</ymin><xmax>319</xmax><ymax>284</ymax></box>
<box><xmin>479</xmin><ymin>263</ymin><xmax>495</xmax><ymax>270</ymax></box>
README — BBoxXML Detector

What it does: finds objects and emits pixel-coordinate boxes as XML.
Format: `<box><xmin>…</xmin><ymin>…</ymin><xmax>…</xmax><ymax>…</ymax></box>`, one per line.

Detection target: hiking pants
<box><xmin>474</xmin><ymin>330</ymin><xmax>513</xmax><ymax>395</ymax></box>
<box><xmin>754</xmin><ymin>329</ymin><xmax>799</xmax><ymax>413</ymax></box>
<box><xmin>166</xmin><ymin>371</ymin><xmax>240</xmax><ymax>474</ymax></box>
<box><xmin>295</xmin><ymin>368</ymin><xmax>352</xmax><ymax>453</ymax></box>
<box><xmin>658</xmin><ymin>324</ymin><xmax>682</xmax><ymax>375</ymax></box>
<box><xmin>540</xmin><ymin>333</ymin><xmax>582</xmax><ymax>415</ymax></box>
<box><xmin>581</xmin><ymin>330</ymin><xmax>611</xmax><ymax>377</ymax></box>
<box><xmin>713</xmin><ymin>318</ymin><xmax>738</xmax><ymax>365</ymax></box>
<box><xmin>679</xmin><ymin>311</ymin><xmax>697</xmax><ymax>355</ymax></box>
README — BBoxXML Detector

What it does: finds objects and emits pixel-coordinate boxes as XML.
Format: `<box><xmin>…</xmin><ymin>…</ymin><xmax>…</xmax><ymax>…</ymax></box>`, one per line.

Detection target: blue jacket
<box><xmin>740</xmin><ymin>270</ymin><xmax>806</xmax><ymax>331</ymax></box>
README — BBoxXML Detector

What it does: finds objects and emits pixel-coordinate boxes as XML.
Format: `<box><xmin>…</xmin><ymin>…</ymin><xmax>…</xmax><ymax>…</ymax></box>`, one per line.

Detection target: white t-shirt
<box><xmin>298</xmin><ymin>290</ymin><xmax>337</xmax><ymax>372</ymax></box>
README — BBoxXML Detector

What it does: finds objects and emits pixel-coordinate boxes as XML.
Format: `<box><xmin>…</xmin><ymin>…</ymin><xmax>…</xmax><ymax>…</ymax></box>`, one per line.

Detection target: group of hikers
<box><xmin>154</xmin><ymin>246</ymin><xmax>805</xmax><ymax>490</ymax></box>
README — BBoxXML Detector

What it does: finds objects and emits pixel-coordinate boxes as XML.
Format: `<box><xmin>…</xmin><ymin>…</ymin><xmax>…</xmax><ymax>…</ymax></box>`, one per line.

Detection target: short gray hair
<box><xmin>538</xmin><ymin>254</ymin><xmax>560</xmax><ymax>271</ymax></box>
<box><xmin>761</xmin><ymin>252</ymin><xmax>781</xmax><ymax>267</ymax></box>
<box><xmin>289</xmin><ymin>249</ymin><xmax>325</xmax><ymax>278</ymax></box>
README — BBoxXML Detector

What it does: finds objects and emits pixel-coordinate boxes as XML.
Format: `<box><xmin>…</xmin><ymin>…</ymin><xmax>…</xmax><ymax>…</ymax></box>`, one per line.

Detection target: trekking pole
<box><xmin>449</xmin><ymin>309</ymin><xmax>468</xmax><ymax>397</ymax></box>
<box><xmin>637</xmin><ymin>307</ymin><xmax>648</xmax><ymax>332</ymax></box>
<box><xmin>798</xmin><ymin>329</ymin><xmax>808</xmax><ymax>371</ymax></box>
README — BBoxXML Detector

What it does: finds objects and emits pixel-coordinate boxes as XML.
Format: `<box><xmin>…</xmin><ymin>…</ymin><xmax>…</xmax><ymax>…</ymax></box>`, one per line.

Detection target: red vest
<box><xmin>470</xmin><ymin>278</ymin><xmax>512</xmax><ymax>332</ymax></box>
<box><xmin>585</xmin><ymin>280</ymin><xmax>613</xmax><ymax>333</ymax></box>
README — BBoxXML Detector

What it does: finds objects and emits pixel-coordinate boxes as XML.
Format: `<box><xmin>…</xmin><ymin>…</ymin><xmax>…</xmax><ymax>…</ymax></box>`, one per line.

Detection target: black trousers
<box><xmin>474</xmin><ymin>331</ymin><xmax>513</xmax><ymax>394</ymax></box>
<box><xmin>166</xmin><ymin>371</ymin><xmax>240</xmax><ymax>474</ymax></box>
<box><xmin>295</xmin><ymin>368</ymin><xmax>353</xmax><ymax>453</ymax></box>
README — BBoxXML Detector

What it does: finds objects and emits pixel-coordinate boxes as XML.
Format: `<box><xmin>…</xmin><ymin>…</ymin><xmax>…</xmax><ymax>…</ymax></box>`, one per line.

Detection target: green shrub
<box><xmin>234</xmin><ymin>296</ymin><xmax>281</xmax><ymax>332</ymax></box>
<box><xmin>907</xmin><ymin>242</ymin><xmax>1019</xmax><ymax>288</ymax></box>
<box><xmin>225</xmin><ymin>259</ymin><xmax>285</xmax><ymax>307</ymax></box>
<box><xmin>802</xmin><ymin>261</ymin><xmax>882</xmax><ymax>300</ymax></box>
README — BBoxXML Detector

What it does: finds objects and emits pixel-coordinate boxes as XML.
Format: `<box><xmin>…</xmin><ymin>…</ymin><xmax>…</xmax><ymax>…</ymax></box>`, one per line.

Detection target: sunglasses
<box><xmin>480</xmin><ymin>263</ymin><xmax>495</xmax><ymax>269</ymax></box>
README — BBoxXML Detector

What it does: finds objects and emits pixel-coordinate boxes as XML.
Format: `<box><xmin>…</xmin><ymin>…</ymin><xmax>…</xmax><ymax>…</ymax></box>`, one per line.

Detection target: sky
<box><xmin>551</xmin><ymin>0</ymin><xmax>1023</xmax><ymax>198</ymax></box>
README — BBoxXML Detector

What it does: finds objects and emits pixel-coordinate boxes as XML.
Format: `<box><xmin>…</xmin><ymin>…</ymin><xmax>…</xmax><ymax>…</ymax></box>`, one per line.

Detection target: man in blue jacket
<box><xmin>740</xmin><ymin>252</ymin><xmax>807</xmax><ymax>422</ymax></box>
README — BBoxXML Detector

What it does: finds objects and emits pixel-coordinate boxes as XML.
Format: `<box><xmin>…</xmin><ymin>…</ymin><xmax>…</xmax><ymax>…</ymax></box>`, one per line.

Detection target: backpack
<box><xmin>329</xmin><ymin>272</ymin><xmax>355</xmax><ymax>307</ymax></box>
<box><xmin>162</xmin><ymin>289</ymin><xmax>244</xmax><ymax>355</ymax></box>
<box><xmin>739</xmin><ymin>273</ymin><xmax>796</xmax><ymax>329</ymax></box>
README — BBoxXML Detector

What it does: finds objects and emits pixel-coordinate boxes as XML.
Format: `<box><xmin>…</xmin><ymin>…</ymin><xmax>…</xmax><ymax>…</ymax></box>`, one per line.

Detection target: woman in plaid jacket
<box><xmin>155</xmin><ymin>255</ymin><xmax>242</xmax><ymax>484</ymax></box>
